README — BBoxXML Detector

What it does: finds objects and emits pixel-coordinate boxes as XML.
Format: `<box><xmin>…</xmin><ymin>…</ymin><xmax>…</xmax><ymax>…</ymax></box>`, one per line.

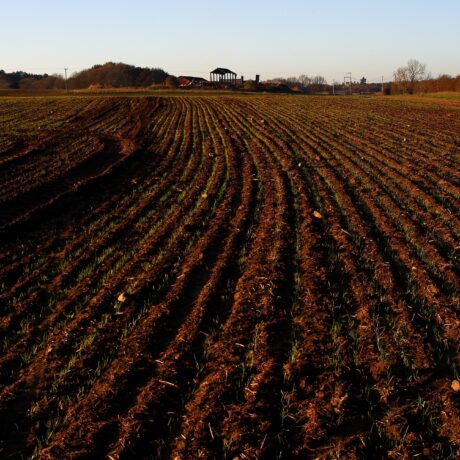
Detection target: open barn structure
<box><xmin>210</xmin><ymin>67</ymin><xmax>237</xmax><ymax>85</ymax></box>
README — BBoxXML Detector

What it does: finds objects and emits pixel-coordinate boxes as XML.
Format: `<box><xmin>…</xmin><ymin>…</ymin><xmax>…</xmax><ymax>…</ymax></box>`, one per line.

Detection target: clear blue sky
<box><xmin>1</xmin><ymin>0</ymin><xmax>459</xmax><ymax>83</ymax></box>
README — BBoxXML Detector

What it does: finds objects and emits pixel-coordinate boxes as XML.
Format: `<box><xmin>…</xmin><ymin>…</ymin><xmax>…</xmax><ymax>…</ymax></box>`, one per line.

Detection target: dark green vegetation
<box><xmin>0</xmin><ymin>63</ymin><xmax>168</xmax><ymax>90</ymax></box>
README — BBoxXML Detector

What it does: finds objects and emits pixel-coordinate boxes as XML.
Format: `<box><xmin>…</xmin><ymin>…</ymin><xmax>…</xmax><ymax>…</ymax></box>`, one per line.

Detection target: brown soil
<box><xmin>0</xmin><ymin>94</ymin><xmax>459</xmax><ymax>460</ymax></box>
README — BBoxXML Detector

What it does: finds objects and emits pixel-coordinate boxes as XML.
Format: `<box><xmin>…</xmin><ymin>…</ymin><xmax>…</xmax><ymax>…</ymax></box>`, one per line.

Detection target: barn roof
<box><xmin>211</xmin><ymin>68</ymin><xmax>237</xmax><ymax>75</ymax></box>
<box><xmin>179</xmin><ymin>76</ymin><xmax>207</xmax><ymax>81</ymax></box>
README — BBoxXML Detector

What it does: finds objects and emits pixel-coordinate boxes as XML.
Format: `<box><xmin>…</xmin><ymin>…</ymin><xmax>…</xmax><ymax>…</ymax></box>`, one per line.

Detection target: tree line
<box><xmin>0</xmin><ymin>63</ymin><xmax>169</xmax><ymax>90</ymax></box>
<box><xmin>391</xmin><ymin>59</ymin><xmax>460</xmax><ymax>94</ymax></box>
<box><xmin>267</xmin><ymin>75</ymin><xmax>385</xmax><ymax>94</ymax></box>
<box><xmin>273</xmin><ymin>62</ymin><xmax>460</xmax><ymax>95</ymax></box>
<box><xmin>266</xmin><ymin>75</ymin><xmax>330</xmax><ymax>93</ymax></box>
<box><xmin>2</xmin><ymin>60</ymin><xmax>459</xmax><ymax>94</ymax></box>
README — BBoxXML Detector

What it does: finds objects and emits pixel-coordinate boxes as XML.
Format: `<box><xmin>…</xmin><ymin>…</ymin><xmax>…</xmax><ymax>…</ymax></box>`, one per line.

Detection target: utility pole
<box><xmin>64</xmin><ymin>68</ymin><xmax>68</xmax><ymax>95</ymax></box>
<box><xmin>381</xmin><ymin>76</ymin><xmax>384</xmax><ymax>93</ymax></box>
<box><xmin>332</xmin><ymin>80</ymin><xmax>335</xmax><ymax>95</ymax></box>
<box><xmin>344</xmin><ymin>72</ymin><xmax>352</xmax><ymax>96</ymax></box>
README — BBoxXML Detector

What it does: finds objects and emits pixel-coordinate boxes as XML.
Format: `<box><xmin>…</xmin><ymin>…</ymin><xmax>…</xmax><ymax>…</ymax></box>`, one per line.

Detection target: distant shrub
<box><xmin>165</xmin><ymin>75</ymin><xmax>179</xmax><ymax>88</ymax></box>
<box><xmin>243</xmin><ymin>80</ymin><xmax>258</xmax><ymax>91</ymax></box>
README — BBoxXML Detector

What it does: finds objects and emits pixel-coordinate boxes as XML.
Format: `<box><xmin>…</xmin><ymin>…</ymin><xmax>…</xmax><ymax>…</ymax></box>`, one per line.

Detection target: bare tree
<box><xmin>393</xmin><ymin>59</ymin><xmax>426</xmax><ymax>94</ymax></box>
<box><xmin>311</xmin><ymin>75</ymin><xmax>327</xmax><ymax>85</ymax></box>
<box><xmin>310</xmin><ymin>75</ymin><xmax>328</xmax><ymax>93</ymax></box>
<box><xmin>298</xmin><ymin>74</ymin><xmax>312</xmax><ymax>88</ymax></box>
<box><xmin>393</xmin><ymin>66</ymin><xmax>409</xmax><ymax>93</ymax></box>
<box><xmin>286</xmin><ymin>76</ymin><xmax>299</xmax><ymax>85</ymax></box>
<box><xmin>406</xmin><ymin>59</ymin><xmax>426</xmax><ymax>92</ymax></box>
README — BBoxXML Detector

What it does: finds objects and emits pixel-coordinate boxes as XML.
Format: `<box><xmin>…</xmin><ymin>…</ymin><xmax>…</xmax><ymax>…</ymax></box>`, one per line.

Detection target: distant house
<box><xmin>178</xmin><ymin>76</ymin><xmax>208</xmax><ymax>87</ymax></box>
<box><xmin>210</xmin><ymin>68</ymin><xmax>237</xmax><ymax>85</ymax></box>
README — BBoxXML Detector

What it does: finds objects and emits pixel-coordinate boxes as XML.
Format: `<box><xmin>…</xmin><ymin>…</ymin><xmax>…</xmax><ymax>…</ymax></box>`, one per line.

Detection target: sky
<box><xmin>1</xmin><ymin>0</ymin><xmax>459</xmax><ymax>83</ymax></box>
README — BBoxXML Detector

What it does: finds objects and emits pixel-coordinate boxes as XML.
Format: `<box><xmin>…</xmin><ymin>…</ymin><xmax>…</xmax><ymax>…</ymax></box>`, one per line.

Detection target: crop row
<box><xmin>0</xmin><ymin>94</ymin><xmax>458</xmax><ymax>459</ymax></box>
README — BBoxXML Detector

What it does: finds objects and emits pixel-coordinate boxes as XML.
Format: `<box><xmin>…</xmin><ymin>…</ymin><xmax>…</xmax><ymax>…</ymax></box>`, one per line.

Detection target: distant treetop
<box><xmin>0</xmin><ymin>62</ymin><xmax>169</xmax><ymax>90</ymax></box>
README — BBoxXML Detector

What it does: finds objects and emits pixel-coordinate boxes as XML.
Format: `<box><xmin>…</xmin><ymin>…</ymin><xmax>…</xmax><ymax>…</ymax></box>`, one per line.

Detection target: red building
<box><xmin>178</xmin><ymin>76</ymin><xmax>208</xmax><ymax>87</ymax></box>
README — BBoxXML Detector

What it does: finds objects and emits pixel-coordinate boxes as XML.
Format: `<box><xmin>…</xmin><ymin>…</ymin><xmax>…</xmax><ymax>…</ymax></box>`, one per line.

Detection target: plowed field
<box><xmin>0</xmin><ymin>94</ymin><xmax>459</xmax><ymax>459</ymax></box>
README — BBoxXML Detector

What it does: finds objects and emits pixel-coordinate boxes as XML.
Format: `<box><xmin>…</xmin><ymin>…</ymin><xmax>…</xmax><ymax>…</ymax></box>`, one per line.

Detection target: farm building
<box><xmin>210</xmin><ymin>68</ymin><xmax>237</xmax><ymax>85</ymax></box>
<box><xmin>178</xmin><ymin>76</ymin><xmax>208</xmax><ymax>87</ymax></box>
